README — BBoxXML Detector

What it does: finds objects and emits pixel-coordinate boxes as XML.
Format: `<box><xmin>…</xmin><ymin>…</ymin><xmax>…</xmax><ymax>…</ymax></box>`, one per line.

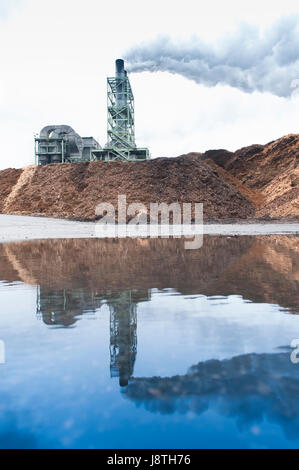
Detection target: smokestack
<box><xmin>98</xmin><ymin>58</ymin><xmax>150</xmax><ymax>160</ymax></box>
<box><xmin>115</xmin><ymin>59</ymin><xmax>126</xmax><ymax>110</ymax></box>
<box><xmin>116</xmin><ymin>58</ymin><xmax>125</xmax><ymax>77</ymax></box>
<box><xmin>115</xmin><ymin>58</ymin><xmax>127</xmax><ymax>140</ymax></box>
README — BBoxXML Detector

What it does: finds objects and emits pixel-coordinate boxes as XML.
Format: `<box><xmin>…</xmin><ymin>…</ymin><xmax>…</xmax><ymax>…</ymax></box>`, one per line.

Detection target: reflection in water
<box><xmin>37</xmin><ymin>285</ymin><xmax>150</xmax><ymax>385</ymax></box>
<box><xmin>109</xmin><ymin>291</ymin><xmax>137</xmax><ymax>387</ymax></box>
<box><xmin>124</xmin><ymin>351</ymin><xmax>299</xmax><ymax>440</ymax></box>
<box><xmin>0</xmin><ymin>235</ymin><xmax>299</xmax><ymax>447</ymax></box>
<box><xmin>108</xmin><ymin>290</ymin><xmax>150</xmax><ymax>386</ymax></box>
<box><xmin>0</xmin><ymin>235</ymin><xmax>298</xmax><ymax>313</ymax></box>
<box><xmin>37</xmin><ymin>287</ymin><xmax>103</xmax><ymax>327</ymax></box>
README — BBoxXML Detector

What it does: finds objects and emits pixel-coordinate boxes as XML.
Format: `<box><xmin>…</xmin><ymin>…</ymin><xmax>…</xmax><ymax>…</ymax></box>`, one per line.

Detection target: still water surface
<box><xmin>0</xmin><ymin>235</ymin><xmax>299</xmax><ymax>449</ymax></box>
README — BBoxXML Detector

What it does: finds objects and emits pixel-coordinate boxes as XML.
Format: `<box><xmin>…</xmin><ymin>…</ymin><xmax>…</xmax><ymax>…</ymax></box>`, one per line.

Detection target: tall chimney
<box><xmin>115</xmin><ymin>59</ymin><xmax>125</xmax><ymax>76</ymax></box>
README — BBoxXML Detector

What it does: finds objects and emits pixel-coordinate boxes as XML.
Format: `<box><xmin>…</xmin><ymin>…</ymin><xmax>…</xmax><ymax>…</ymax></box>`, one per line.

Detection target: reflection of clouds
<box><xmin>0</xmin><ymin>340</ymin><xmax>5</xmax><ymax>364</ymax></box>
<box><xmin>124</xmin><ymin>351</ymin><xmax>299</xmax><ymax>440</ymax></box>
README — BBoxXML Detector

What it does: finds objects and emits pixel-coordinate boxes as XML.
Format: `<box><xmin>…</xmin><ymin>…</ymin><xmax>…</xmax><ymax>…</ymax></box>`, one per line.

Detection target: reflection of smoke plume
<box><xmin>124</xmin><ymin>16</ymin><xmax>299</xmax><ymax>97</ymax></box>
<box><xmin>124</xmin><ymin>351</ymin><xmax>299</xmax><ymax>439</ymax></box>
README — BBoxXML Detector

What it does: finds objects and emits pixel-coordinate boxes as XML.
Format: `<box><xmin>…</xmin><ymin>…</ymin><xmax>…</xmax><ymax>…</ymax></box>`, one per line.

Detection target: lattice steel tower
<box><xmin>92</xmin><ymin>59</ymin><xmax>150</xmax><ymax>161</ymax></box>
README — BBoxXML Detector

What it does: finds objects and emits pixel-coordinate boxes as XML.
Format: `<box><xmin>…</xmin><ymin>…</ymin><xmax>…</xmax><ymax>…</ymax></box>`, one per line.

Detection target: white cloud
<box><xmin>1</xmin><ymin>0</ymin><xmax>299</xmax><ymax>169</ymax></box>
<box><xmin>0</xmin><ymin>0</ymin><xmax>20</xmax><ymax>19</ymax></box>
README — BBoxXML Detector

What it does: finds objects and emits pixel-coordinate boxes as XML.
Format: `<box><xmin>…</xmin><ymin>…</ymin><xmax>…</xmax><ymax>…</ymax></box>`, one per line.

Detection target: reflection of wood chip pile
<box><xmin>0</xmin><ymin>235</ymin><xmax>298</xmax><ymax>313</ymax></box>
<box><xmin>0</xmin><ymin>133</ymin><xmax>299</xmax><ymax>221</ymax></box>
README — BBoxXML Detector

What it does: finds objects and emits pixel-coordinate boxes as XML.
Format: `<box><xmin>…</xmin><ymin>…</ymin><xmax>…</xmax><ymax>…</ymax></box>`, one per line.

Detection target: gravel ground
<box><xmin>0</xmin><ymin>214</ymin><xmax>299</xmax><ymax>243</ymax></box>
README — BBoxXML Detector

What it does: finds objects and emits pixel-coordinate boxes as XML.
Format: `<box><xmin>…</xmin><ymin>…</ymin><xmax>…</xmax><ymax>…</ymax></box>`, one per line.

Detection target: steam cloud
<box><xmin>124</xmin><ymin>16</ymin><xmax>299</xmax><ymax>97</ymax></box>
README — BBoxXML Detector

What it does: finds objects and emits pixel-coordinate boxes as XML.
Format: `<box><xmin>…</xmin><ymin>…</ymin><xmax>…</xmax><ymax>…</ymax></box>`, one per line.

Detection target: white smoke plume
<box><xmin>124</xmin><ymin>16</ymin><xmax>299</xmax><ymax>97</ymax></box>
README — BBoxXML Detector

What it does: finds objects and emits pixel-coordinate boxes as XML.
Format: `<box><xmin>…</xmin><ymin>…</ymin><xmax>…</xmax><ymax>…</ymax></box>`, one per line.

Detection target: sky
<box><xmin>1</xmin><ymin>0</ymin><xmax>299</xmax><ymax>169</ymax></box>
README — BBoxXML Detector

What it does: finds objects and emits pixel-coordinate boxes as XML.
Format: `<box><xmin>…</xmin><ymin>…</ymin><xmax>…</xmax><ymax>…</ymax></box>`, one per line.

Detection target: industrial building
<box><xmin>35</xmin><ymin>59</ymin><xmax>149</xmax><ymax>165</ymax></box>
<box><xmin>34</xmin><ymin>125</ymin><xmax>101</xmax><ymax>165</ymax></box>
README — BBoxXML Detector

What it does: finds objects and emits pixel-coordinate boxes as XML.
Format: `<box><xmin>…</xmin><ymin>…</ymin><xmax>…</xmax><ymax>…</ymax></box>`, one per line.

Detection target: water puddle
<box><xmin>0</xmin><ymin>235</ymin><xmax>299</xmax><ymax>448</ymax></box>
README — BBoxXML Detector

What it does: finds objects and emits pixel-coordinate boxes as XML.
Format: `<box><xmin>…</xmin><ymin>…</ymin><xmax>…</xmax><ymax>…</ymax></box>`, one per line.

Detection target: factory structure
<box><xmin>34</xmin><ymin>59</ymin><xmax>150</xmax><ymax>165</ymax></box>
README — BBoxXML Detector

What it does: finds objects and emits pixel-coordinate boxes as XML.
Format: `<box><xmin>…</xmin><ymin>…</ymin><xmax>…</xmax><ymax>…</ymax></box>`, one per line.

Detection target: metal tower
<box><xmin>92</xmin><ymin>59</ymin><xmax>150</xmax><ymax>162</ymax></box>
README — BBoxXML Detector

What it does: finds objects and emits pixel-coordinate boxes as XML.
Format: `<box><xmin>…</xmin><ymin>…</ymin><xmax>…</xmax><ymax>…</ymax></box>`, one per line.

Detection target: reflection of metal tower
<box><xmin>109</xmin><ymin>289</ymin><xmax>151</xmax><ymax>387</ymax></box>
<box><xmin>92</xmin><ymin>59</ymin><xmax>150</xmax><ymax>162</ymax></box>
<box><xmin>109</xmin><ymin>291</ymin><xmax>138</xmax><ymax>387</ymax></box>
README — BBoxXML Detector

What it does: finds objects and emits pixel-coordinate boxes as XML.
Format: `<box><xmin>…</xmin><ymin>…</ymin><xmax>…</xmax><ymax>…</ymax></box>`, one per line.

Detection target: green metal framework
<box><xmin>107</xmin><ymin>75</ymin><xmax>135</xmax><ymax>157</ymax></box>
<box><xmin>92</xmin><ymin>68</ymin><xmax>150</xmax><ymax>161</ymax></box>
<box><xmin>34</xmin><ymin>137</ymin><xmax>66</xmax><ymax>165</ymax></box>
<box><xmin>34</xmin><ymin>137</ymin><xmax>97</xmax><ymax>165</ymax></box>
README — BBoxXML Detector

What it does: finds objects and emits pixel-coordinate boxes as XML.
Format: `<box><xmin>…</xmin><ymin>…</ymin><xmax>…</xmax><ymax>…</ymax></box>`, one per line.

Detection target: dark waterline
<box><xmin>0</xmin><ymin>235</ymin><xmax>299</xmax><ymax>449</ymax></box>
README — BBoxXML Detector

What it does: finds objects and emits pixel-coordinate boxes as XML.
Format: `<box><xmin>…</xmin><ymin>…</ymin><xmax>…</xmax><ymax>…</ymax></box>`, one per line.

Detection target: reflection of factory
<box><xmin>36</xmin><ymin>286</ymin><xmax>104</xmax><ymax>327</ymax></box>
<box><xmin>36</xmin><ymin>286</ymin><xmax>151</xmax><ymax>385</ymax></box>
